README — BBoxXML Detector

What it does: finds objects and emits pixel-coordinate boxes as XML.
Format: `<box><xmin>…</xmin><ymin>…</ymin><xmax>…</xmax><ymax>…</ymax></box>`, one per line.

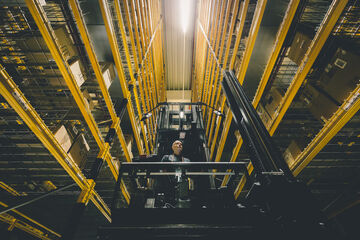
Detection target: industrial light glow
<box><xmin>180</xmin><ymin>0</ymin><xmax>191</xmax><ymax>33</ymax></box>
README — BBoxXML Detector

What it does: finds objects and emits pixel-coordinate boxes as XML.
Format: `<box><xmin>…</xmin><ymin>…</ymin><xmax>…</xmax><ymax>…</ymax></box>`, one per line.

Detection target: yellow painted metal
<box><xmin>236</xmin><ymin>0</ymin><xmax>267</xmax><ymax>80</ymax></box>
<box><xmin>69</xmin><ymin>0</ymin><xmax>131</xmax><ymax>163</ymax></box>
<box><xmin>291</xmin><ymin>85</ymin><xmax>360</xmax><ymax>176</ymax></box>
<box><xmin>135</xmin><ymin>0</ymin><xmax>156</xmax><ymax>147</ymax></box>
<box><xmin>234</xmin><ymin>163</ymin><xmax>254</xmax><ymax>199</ymax></box>
<box><xmin>213</xmin><ymin>109</ymin><xmax>232</xmax><ymax>162</ymax></box>
<box><xmin>115</xmin><ymin>0</ymin><xmax>150</xmax><ymax>149</ymax></box>
<box><xmin>234</xmin><ymin>0</ymin><xmax>348</xmax><ymax>198</ymax></box>
<box><xmin>221</xmin><ymin>138</ymin><xmax>243</xmax><ymax>187</ymax></box>
<box><xmin>99</xmin><ymin>0</ymin><xmax>143</xmax><ymax>155</ymax></box>
<box><xmin>142</xmin><ymin>1</ymin><xmax>159</xmax><ymax>140</ymax></box>
<box><xmin>201</xmin><ymin>0</ymin><xmax>220</xmax><ymax>107</ymax></box>
<box><xmin>205</xmin><ymin>0</ymin><xmax>247</xmax><ymax>145</ymax></box>
<box><xmin>0</xmin><ymin>212</ymin><xmax>52</xmax><ymax>240</ymax></box>
<box><xmin>26</xmin><ymin>0</ymin><xmax>116</xmax><ymax>178</ymax></box>
<box><xmin>229</xmin><ymin>0</ymin><xmax>249</xmax><ymax>70</ymax></box>
<box><xmin>123</xmin><ymin>0</ymin><xmax>150</xmax><ymax>154</ymax></box>
<box><xmin>129</xmin><ymin>0</ymin><xmax>152</xmax><ymax>153</ymax></box>
<box><xmin>268</xmin><ymin>0</ymin><xmax>348</xmax><ymax>136</ymax></box>
<box><xmin>209</xmin><ymin>96</ymin><xmax>226</xmax><ymax>155</ymax></box>
<box><xmin>206</xmin><ymin>0</ymin><xmax>239</xmax><ymax>139</ymax></box>
<box><xmin>0</xmin><ymin>201</ymin><xmax>60</xmax><ymax>238</ymax></box>
<box><xmin>206</xmin><ymin>0</ymin><xmax>241</xmax><ymax>144</ymax></box>
<box><xmin>0</xmin><ymin>64</ymin><xmax>111</xmax><ymax>221</ymax></box>
<box><xmin>27</xmin><ymin>0</ymin><xmax>130</xmax><ymax>205</ymax></box>
<box><xmin>149</xmin><ymin>0</ymin><xmax>163</xmax><ymax>105</ymax></box>
<box><xmin>212</xmin><ymin>0</ymin><xmax>267</xmax><ymax>165</ymax></box>
<box><xmin>143</xmin><ymin>0</ymin><xmax>158</xmax><ymax>110</ymax></box>
<box><xmin>0</xmin><ymin>181</ymin><xmax>24</xmax><ymax>196</ymax></box>
<box><xmin>221</xmin><ymin>0</ymin><xmax>300</xmax><ymax>188</ymax></box>
<box><xmin>203</xmin><ymin>0</ymin><xmax>227</xmax><ymax>121</ymax></box>
<box><xmin>77</xmin><ymin>179</ymin><xmax>96</xmax><ymax>205</ymax></box>
<box><xmin>252</xmin><ymin>0</ymin><xmax>300</xmax><ymax>107</ymax></box>
<box><xmin>197</xmin><ymin>0</ymin><xmax>213</xmax><ymax>101</ymax></box>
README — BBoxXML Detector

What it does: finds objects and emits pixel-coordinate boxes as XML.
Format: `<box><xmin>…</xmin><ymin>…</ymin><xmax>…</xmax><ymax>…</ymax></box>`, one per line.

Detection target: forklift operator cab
<box><xmin>103</xmin><ymin>74</ymin><xmax>332</xmax><ymax>239</ymax></box>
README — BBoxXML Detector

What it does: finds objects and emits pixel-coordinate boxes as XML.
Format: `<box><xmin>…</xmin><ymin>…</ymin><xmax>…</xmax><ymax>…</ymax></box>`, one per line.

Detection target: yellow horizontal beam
<box><xmin>0</xmin><ymin>64</ymin><xmax>111</xmax><ymax>221</ymax></box>
<box><xmin>229</xmin><ymin>0</ymin><xmax>250</xmax><ymax>70</ymax></box>
<box><xmin>0</xmin><ymin>181</ymin><xmax>24</xmax><ymax>196</ymax></box>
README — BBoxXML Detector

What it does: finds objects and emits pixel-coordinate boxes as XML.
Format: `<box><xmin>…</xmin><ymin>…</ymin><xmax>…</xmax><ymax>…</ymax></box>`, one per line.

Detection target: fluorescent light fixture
<box><xmin>180</xmin><ymin>0</ymin><xmax>191</xmax><ymax>33</ymax></box>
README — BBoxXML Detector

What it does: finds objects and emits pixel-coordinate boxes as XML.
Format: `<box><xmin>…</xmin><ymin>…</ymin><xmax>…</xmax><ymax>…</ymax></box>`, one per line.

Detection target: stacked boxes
<box><xmin>53</xmin><ymin>124</ymin><xmax>90</xmax><ymax>169</ymax></box>
<box><xmin>124</xmin><ymin>134</ymin><xmax>134</xmax><ymax>159</ymax></box>
<box><xmin>264</xmin><ymin>88</ymin><xmax>283</xmax><ymax>116</ymax></box>
<box><xmin>283</xmin><ymin>140</ymin><xmax>307</xmax><ymax>167</ymax></box>
<box><xmin>318</xmin><ymin>48</ymin><xmax>360</xmax><ymax>104</ymax></box>
<box><xmin>301</xmin><ymin>84</ymin><xmax>338</xmax><ymax>123</ymax></box>
<box><xmin>17</xmin><ymin>25</ymin><xmax>77</xmax><ymax>63</ymax></box>
<box><xmin>256</xmin><ymin>88</ymin><xmax>283</xmax><ymax>129</ymax></box>
<box><xmin>17</xmin><ymin>25</ymin><xmax>87</xmax><ymax>88</ymax></box>
<box><xmin>288</xmin><ymin>31</ymin><xmax>312</xmax><ymax>65</ymax></box>
<box><xmin>100</xmin><ymin>62</ymin><xmax>116</xmax><ymax>90</ymax></box>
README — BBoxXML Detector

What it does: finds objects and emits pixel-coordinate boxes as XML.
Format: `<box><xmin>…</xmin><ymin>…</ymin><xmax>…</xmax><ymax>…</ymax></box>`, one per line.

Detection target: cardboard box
<box><xmin>69</xmin><ymin>59</ymin><xmax>85</xmax><ymax>87</ymax></box>
<box><xmin>124</xmin><ymin>134</ymin><xmax>133</xmax><ymax>159</ymax></box>
<box><xmin>69</xmin><ymin>134</ymin><xmax>90</xmax><ymax>169</ymax></box>
<box><xmin>53</xmin><ymin>124</ymin><xmax>89</xmax><ymax>169</ymax></box>
<box><xmin>264</xmin><ymin>88</ymin><xmax>283</xmax><ymax>116</ymax></box>
<box><xmin>301</xmin><ymin>84</ymin><xmax>338</xmax><ymax>122</ymax></box>
<box><xmin>288</xmin><ymin>31</ymin><xmax>312</xmax><ymax>65</ymax></box>
<box><xmin>283</xmin><ymin>140</ymin><xmax>307</xmax><ymax>167</ymax></box>
<box><xmin>101</xmin><ymin>63</ymin><xmax>115</xmax><ymax>89</ymax></box>
<box><xmin>53</xmin><ymin>125</ymin><xmax>72</xmax><ymax>152</ymax></box>
<box><xmin>82</xmin><ymin>89</ymin><xmax>95</xmax><ymax>111</ymax></box>
<box><xmin>318</xmin><ymin>48</ymin><xmax>360</xmax><ymax>103</ymax></box>
<box><xmin>234</xmin><ymin>55</ymin><xmax>241</xmax><ymax>75</ymax></box>
<box><xmin>18</xmin><ymin>25</ymin><xmax>77</xmax><ymax>63</ymax></box>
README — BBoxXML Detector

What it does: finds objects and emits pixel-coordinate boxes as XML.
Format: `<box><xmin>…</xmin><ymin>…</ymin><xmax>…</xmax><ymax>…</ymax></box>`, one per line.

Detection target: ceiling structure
<box><xmin>0</xmin><ymin>0</ymin><xmax>359</xmax><ymax>239</ymax></box>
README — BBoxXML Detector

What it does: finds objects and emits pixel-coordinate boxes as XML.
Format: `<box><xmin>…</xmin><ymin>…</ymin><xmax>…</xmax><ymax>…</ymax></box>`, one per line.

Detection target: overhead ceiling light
<box><xmin>180</xmin><ymin>0</ymin><xmax>191</xmax><ymax>33</ymax></box>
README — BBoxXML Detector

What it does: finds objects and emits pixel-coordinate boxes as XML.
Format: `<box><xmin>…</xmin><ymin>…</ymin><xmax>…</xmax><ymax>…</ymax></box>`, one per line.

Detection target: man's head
<box><xmin>172</xmin><ymin>140</ymin><xmax>183</xmax><ymax>156</ymax></box>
